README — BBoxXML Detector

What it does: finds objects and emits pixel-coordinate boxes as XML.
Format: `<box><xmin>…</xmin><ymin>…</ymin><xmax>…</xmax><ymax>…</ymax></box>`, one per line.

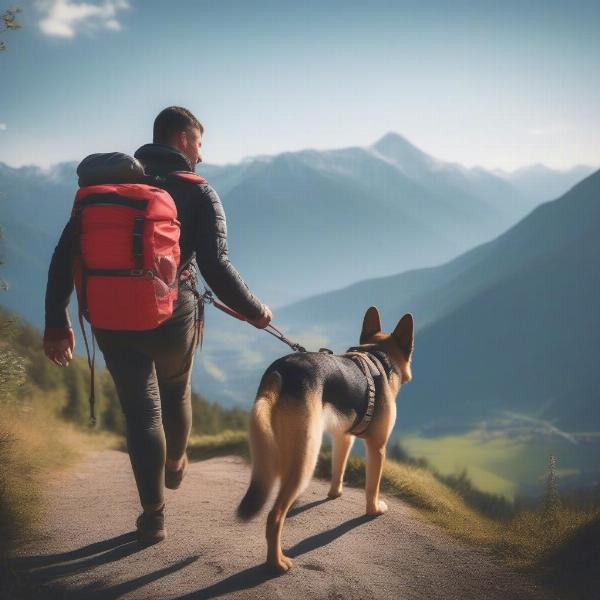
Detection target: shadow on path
<box><xmin>288</xmin><ymin>497</ymin><xmax>332</xmax><ymax>518</ymax></box>
<box><xmin>11</xmin><ymin>532</ymin><xmax>137</xmax><ymax>570</ymax></box>
<box><xmin>75</xmin><ymin>555</ymin><xmax>201</xmax><ymax>600</ymax></box>
<box><xmin>173</xmin><ymin>513</ymin><xmax>375</xmax><ymax>600</ymax></box>
<box><xmin>287</xmin><ymin>514</ymin><xmax>376</xmax><ymax>557</ymax></box>
<box><xmin>172</xmin><ymin>563</ymin><xmax>281</xmax><ymax>600</ymax></box>
<box><xmin>11</xmin><ymin>533</ymin><xmax>145</xmax><ymax>584</ymax></box>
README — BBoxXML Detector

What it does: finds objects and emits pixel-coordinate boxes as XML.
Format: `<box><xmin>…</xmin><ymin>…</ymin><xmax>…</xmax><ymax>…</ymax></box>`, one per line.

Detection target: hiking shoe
<box><xmin>165</xmin><ymin>454</ymin><xmax>189</xmax><ymax>490</ymax></box>
<box><xmin>136</xmin><ymin>505</ymin><xmax>166</xmax><ymax>545</ymax></box>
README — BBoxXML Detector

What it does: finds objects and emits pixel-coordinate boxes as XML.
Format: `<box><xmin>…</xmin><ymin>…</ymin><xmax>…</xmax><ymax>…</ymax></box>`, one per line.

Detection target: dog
<box><xmin>237</xmin><ymin>306</ymin><xmax>414</xmax><ymax>573</ymax></box>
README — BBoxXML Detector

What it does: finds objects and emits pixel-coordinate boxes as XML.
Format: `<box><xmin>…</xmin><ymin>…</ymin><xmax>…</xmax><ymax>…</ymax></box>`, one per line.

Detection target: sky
<box><xmin>0</xmin><ymin>0</ymin><xmax>599</xmax><ymax>170</ymax></box>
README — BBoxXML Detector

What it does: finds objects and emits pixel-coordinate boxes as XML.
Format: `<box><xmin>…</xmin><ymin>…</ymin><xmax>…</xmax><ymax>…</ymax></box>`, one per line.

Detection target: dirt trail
<box><xmin>10</xmin><ymin>451</ymin><xmax>554</xmax><ymax>600</ymax></box>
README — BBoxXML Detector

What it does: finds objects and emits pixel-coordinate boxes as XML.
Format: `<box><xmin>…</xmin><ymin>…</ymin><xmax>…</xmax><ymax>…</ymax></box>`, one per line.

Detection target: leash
<box><xmin>200</xmin><ymin>288</ymin><xmax>307</xmax><ymax>353</ymax></box>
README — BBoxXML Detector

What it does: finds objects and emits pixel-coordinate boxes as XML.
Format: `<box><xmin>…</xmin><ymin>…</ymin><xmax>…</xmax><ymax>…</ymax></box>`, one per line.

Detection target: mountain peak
<box><xmin>375</xmin><ymin>131</ymin><xmax>413</xmax><ymax>144</ymax></box>
<box><xmin>371</xmin><ymin>132</ymin><xmax>438</xmax><ymax>172</ymax></box>
<box><xmin>373</xmin><ymin>132</ymin><xmax>422</xmax><ymax>154</ymax></box>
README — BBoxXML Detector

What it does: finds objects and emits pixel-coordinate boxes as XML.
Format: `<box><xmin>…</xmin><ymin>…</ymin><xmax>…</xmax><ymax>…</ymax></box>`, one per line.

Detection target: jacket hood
<box><xmin>134</xmin><ymin>143</ymin><xmax>192</xmax><ymax>175</ymax></box>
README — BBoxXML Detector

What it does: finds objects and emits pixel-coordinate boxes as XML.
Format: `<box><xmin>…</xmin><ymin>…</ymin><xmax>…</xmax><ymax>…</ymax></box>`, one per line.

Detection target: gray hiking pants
<box><xmin>93</xmin><ymin>287</ymin><xmax>203</xmax><ymax>508</ymax></box>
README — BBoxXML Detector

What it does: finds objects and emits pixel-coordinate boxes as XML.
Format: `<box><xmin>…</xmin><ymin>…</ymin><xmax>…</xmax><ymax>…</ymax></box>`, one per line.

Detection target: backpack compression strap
<box><xmin>168</xmin><ymin>171</ymin><xmax>207</xmax><ymax>185</ymax></box>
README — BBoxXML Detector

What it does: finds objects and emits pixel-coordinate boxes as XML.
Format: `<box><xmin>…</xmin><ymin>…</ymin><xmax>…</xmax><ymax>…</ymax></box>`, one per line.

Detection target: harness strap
<box><xmin>344</xmin><ymin>350</ymin><xmax>391</xmax><ymax>436</ymax></box>
<box><xmin>345</xmin><ymin>352</ymin><xmax>377</xmax><ymax>436</ymax></box>
<box><xmin>346</xmin><ymin>346</ymin><xmax>395</xmax><ymax>378</ymax></box>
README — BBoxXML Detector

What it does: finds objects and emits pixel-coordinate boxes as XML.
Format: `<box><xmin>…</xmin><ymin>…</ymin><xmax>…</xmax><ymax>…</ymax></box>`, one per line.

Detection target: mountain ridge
<box><xmin>1</xmin><ymin>131</ymin><xmax>547</xmax><ymax>310</ymax></box>
<box><xmin>1</xmin><ymin>131</ymin><xmax>594</xmax><ymax>178</ymax></box>
<box><xmin>277</xmin><ymin>169</ymin><xmax>600</xmax><ymax>431</ymax></box>
<box><xmin>1</xmin><ymin>136</ymin><xmax>597</xmax><ymax>426</ymax></box>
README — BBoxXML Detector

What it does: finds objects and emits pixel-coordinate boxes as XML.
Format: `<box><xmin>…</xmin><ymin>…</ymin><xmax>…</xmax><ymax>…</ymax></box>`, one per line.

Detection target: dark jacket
<box><xmin>44</xmin><ymin>144</ymin><xmax>264</xmax><ymax>337</ymax></box>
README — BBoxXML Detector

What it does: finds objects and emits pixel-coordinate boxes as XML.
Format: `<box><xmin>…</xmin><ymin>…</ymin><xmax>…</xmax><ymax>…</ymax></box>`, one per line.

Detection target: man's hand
<box><xmin>248</xmin><ymin>304</ymin><xmax>272</xmax><ymax>329</ymax></box>
<box><xmin>43</xmin><ymin>328</ymin><xmax>75</xmax><ymax>367</ymax></box>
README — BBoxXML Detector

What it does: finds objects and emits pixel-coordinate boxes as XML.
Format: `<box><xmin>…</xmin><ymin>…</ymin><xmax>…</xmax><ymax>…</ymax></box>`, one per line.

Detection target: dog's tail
<box><xmin>237</xmin><ymin>371</ymin><xmax>281</xmax><ymax>521</ymax></box>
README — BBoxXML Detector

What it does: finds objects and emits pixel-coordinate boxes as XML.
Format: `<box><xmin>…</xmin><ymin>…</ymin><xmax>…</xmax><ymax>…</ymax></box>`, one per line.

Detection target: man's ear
<box><xmin>392</xmin><ymin>313</ymin><xmax>414</xmax><ymax>357</ymax></box>
<box><xmin>174</xmin><ymin>130</ymin><xmax>187</xmax><ymax>151</ymax></box>
<box><xmin>360</xmin><ymin>306</ymin><xmax>382</xmax><ymax>344</ymax></box>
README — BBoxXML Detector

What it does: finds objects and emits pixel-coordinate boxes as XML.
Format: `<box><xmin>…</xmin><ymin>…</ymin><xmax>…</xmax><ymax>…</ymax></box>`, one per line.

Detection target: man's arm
<box><xmin>44</xmin><ymin>219</ymin><xmax>76</xmax><ymax>359</ymax></box>
<box><xmin>194</xmin><ymin>185</ymin><xmax>268</xmax><ymax>322</ymax></box>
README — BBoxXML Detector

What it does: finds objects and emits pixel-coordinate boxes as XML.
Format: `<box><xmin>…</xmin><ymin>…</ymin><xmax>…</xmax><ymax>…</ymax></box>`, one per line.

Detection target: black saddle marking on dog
<box><xmin>263</xmin><ymin>346</ymin><xmax>393</xmax><ymax>425</ymax></box>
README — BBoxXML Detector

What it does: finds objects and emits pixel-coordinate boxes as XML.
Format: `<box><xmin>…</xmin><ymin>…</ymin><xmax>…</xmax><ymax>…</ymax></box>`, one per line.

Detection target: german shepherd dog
<box><xmin>237</xmin><ymin>306</ymin><xmax>414</xmax><ymax>573</ymax></box>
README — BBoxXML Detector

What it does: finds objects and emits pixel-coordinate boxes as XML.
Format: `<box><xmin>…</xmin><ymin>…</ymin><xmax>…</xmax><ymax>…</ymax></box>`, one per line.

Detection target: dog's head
<box><xmin>359</xmin><ymin>306</ymin><xmax>414</xmax><ymax>384</ymax></box>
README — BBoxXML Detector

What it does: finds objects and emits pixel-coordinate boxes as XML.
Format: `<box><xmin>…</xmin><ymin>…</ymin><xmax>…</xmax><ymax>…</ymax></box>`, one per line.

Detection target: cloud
<box><xmin>0</xmin><ymin>123</ymin><xmax>6</xmax><ymax>131</ymax></box>
<box><xmin>527</xmin><ymin>123</ymin><xmax>572</xmax><ymax>137</ymax></box>
<box><xmin>202</xmin><ymin>358</ymin><xmax>227</xmax><ymax>383</ymax></box>
<box><xmin>37</xmin><ymin>0</ymin><xmax>129</xmax><ymax>39</ymax></box>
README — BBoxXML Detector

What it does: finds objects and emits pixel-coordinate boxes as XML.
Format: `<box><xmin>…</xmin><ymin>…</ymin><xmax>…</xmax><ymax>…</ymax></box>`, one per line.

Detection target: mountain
<box><xmin>193</xmin><ymin>133</ymin><xmax>536</xmax><ymax>305</ymax></box>
<box><xmin>496</xmin><ymin>163</ymin><xmax>595</xmax><ymax>205</ymax></box>
<box><xmin>276</xmin><ymin>169</ymin><xmax>600</xmax><ymax>432</ymax></box>
<box><xmin>0</xmin><ymin>134</ymin><xmax>595</xmax><ymax>414</ymax></box>
<box><xmin>0</xmin><ymin>161</ymin><xmax>78</xmax><ymax>323</ymax></box>
<box><xmin>1</xmin><ymin>132</ymin><xmax>538</xmax><ymax>319</ymax></box>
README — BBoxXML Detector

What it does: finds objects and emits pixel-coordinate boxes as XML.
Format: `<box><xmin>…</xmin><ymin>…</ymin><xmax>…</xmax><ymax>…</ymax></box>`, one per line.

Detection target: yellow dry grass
<box><xmin>329</xmin><ymin>452</ymin><xmax>600</xmax><ymax>572</ymax></box>
<box><xmin>188</xmin><ymin>432</ymin><xmax>600</xmax><ymax>576</ymax></box>
<box><xmin>3</xmin><ymin>415</ymin><xmax>596</xmax><ymax>588</ymax></box>
<box><xmin>0</xmin><ymin>402</ymin><xmax>120</xmax><ymax>556</ymax></box>
<box><xmin>187</xmin><ymin>429</ymin><xmax>249</xmax><ymax>461</ymax></box>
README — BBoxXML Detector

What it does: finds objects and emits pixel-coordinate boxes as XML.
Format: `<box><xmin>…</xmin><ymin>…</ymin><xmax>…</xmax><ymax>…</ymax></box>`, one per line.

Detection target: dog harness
<box><xmin>343</xmin><ymin>347</ymin><xmax>395</xmax><ymax>436</ymax></box>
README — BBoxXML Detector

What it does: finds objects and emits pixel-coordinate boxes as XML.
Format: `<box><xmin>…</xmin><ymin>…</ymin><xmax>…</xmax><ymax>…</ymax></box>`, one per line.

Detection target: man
<box><xmin>43</xmin><ymin>106</ymin><xmax>272</xmax><ymax>544</ymax></box>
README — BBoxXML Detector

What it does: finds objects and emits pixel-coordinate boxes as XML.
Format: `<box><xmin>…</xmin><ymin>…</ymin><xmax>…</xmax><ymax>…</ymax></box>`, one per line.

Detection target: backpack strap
<box><xmin>162</xmin><ymin>171</ymin><xmax>207</xmax><ymax>284</ymax></box>
<box><xmin>167</xmin><ymin>171</ymin><xmax>207</xmax><ymax>185</ymax></box>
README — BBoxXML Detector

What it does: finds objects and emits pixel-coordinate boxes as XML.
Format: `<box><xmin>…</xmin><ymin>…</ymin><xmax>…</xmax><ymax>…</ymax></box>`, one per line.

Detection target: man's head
<box><xmin>153</xmin><ymin>106</ymin><xmax>204</xmax><ymax>168</ymax></box>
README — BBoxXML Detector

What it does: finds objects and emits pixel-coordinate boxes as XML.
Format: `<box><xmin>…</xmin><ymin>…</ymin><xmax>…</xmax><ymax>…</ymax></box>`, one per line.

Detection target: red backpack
<box><xmin>72</xmin><ymin>171</ymin><xmax>205</xmax><ymax>330</ymax></box>
<box><xmin>70</xmin><ymin>158</ymin><xmax>206</xmax><ymax>425</ymax></box>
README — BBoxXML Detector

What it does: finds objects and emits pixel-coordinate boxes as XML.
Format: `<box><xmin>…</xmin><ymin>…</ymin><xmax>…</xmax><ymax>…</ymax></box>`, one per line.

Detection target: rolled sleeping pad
<box><xmin>77</xmin><ymin>152</ymin><xmax>146</xmax><ymax>187</ymax></box>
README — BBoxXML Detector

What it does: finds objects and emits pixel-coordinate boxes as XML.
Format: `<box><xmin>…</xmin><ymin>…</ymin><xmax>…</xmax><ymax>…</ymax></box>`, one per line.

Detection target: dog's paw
<box><xmin>366</xmin><ymin>500</ymin><xmax>388</xmax><ymax>515</ymax></box>
<box><xmin>327</xmin><ymin>486</ymin><xmax>342</xmax><ymax>499</ymax></box>
<box><xmin>268</xmin><ymin>554</ymin><xmax>293</xmax><ymax>573</ymax></box>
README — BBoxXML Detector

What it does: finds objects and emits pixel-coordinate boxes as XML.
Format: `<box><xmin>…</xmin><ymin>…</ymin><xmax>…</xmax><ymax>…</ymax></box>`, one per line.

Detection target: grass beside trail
<box><xmin>191</xmin><ymin>431</ymin><xmax>600</xmax><ymax>598</ymax></box>
<box><xmin>0</xmin><ymin>403</ymin><xmax>120</xmax><ymax>599</ymax></box>
<box><xmin>0</xmin><ymin>403</ymin><xmax>120</xmax><ymax>556</ymax></box>
<box><xmin>317</xmin><ymin>451</ymin><xmax>600</xmax><ymax>576</ymax></box>
<box><xmin>188</xmin><ymin>430</ymin><xmax>249</xmax><ymax>460</ymax></box>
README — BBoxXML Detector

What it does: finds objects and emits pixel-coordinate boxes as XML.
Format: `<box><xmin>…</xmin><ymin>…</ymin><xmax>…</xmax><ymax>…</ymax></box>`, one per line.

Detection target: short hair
<box><xmin>153</xmin><ymin>106</ymin><xmax>204</xmax><ymax>144</ymax></box>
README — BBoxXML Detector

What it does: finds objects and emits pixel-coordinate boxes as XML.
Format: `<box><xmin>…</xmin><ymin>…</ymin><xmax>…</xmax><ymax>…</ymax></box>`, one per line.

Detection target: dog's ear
<box><xmin>360</xmin><ymin>306</ymin><xmax>382</xmax><ymax>344</ymax></box>
<box><xmin>392</xmin><ymin>313</ymin><xmax>414</xmax><ymax>358</ymax></box>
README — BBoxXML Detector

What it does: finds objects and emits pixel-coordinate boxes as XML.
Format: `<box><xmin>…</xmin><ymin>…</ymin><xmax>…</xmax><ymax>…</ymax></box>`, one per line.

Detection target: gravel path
<box><xmin>10</xmin><ymin>451</ymin><xmax>555</xmax><ymax>600</ymax></box>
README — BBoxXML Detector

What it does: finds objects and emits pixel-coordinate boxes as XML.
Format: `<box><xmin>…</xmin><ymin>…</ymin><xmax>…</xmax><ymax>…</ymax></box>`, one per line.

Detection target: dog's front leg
<box><xmin>364</xmin><ymin>440</ymin><xmax>388</xmax><ymax>515</ymax></box>
<box><xmin>327</xmin><ymin>431</ymin><xmax>355</xmax><ymax>499</ymax></box>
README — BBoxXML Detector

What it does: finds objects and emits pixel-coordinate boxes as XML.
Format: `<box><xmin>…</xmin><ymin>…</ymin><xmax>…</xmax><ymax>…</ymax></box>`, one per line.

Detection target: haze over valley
<box><xmin>1</xmin><ymin>134</ymin><xmax>597</xmax><ymax>497</ymax></box>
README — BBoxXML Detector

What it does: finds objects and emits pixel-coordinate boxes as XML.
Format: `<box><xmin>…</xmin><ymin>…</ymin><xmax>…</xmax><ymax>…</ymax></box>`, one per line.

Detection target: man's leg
<box><xmin>153</xmin><ymin>308</ymin><xmax>201</xmax><ymax>473</ymax></box>
<box><xmin>157</xmin><ymin>359</ymin><xmax>193</xmax><ymax>471</ymax></box>
<box><xmin>94</xmin><ymin>331</ymin><xmax>166</xmax><ymax>511</ymax></box>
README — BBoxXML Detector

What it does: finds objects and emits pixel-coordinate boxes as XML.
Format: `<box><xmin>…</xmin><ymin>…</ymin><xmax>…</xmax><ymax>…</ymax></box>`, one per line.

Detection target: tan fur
<box><xmin>238</xmin><ymin>306</ymin><xmax>414</xmax><ymax>573</ymax></box>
